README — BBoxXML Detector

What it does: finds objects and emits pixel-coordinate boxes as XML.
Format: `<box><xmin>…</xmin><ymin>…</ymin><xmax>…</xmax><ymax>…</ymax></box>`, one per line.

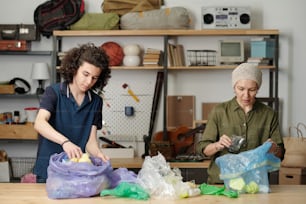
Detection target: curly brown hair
<box><xmin>59</xmin><ymin>43</ymin><xmax>111</xmax><ymax>92</ymax></box>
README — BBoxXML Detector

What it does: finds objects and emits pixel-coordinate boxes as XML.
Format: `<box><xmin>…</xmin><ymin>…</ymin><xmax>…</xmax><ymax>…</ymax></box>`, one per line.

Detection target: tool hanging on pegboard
<box><xmin>122</xmin><ymin>83</ymin><xmax>140</xmax><ymax>102</ymax></box>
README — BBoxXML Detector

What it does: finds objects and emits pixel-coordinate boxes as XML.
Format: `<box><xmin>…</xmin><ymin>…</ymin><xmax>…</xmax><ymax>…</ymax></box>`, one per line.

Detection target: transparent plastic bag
<box><xmin>137</xmin><ymin>153</ymin><xmax>200</xmax><ymax>199</ymax></box>
<box><xmin>46</xmin><ymin>152</ymin><xmax>112</xmax><ymax>199</ymax></box>
<box><xmin>215</xmin><ymin>142</ymin><xmax>280</xmax><ymax>194</ymax></box>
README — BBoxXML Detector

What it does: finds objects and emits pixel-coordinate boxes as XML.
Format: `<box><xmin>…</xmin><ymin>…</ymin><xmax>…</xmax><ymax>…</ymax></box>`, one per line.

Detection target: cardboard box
<box><xmin>251</xmin><ymin>39</ymin><xmax>275</xmax><ymax>58</ymax></box>
<box><xmin>0</xmin><ymin>161</ymin><xmax>10</xmax><ymax>182</ymax></box>
<box><xmin>101</xmin><ymin>148</ymin><xmax>134</xmax><ymax>158</ymax></box>
<box><xmin>279</xmin><ymin>167</ymin><xmax>306</xmax><ymax>185</ymax></box>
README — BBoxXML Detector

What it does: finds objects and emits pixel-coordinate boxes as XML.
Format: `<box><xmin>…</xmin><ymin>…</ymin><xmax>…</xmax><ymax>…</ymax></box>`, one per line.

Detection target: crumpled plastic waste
<box><xmin>199</xmin><ymin>183</ymin><xmax>238</xmax><ymax>198</ymax></box>
<box><xmin>215</xmin><ymin>142</ymin><xmax>281</xmax><ymax>194</ymax></box>
<box><xmin>100</xmin><ymin>182</ymin><xmax>150</xmax><ymax>200</ymax></box>
<box><xmin>137</xmin><ymin>152</ymin><xmax>201</xmax><ymax>199</ymax></box>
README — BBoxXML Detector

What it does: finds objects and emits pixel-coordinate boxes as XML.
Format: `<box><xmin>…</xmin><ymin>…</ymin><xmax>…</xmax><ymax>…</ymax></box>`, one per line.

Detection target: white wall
<box><xmin>0</xmin><ymin>0</ymin><xmax>305</xmax><ymax>157</ymax></box>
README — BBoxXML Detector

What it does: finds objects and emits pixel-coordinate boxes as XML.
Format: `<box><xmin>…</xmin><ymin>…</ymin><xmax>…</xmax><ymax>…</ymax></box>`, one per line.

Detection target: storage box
<box><xmin>0</xmin><ymin>40</ymin><xmax>31</xmax><ymax>51</ymax></box>
<box><xmin>279</xmin><ymin>167</ymin><xmax>306</xmax><ymax>185</ymax></box>
<box><xmin>150</xmin><ymin>141</ymin><xmax>175</xmax><ymax>161</ymax></box>
<box><xmin>101</xmin><ymin>148</ymin><xmax>134</xmax><ymax>158</ymax></box>
<box><xmin>0</xmin><ymin>24</ymin><xmax>40</xmax><ymax>41</ymax></box>
<box><xmin>0</xmin><ymin>161</ymin><xmax>10</xmax><ymax>182</ymax></box>
<box><xmin>0</xmin><ymin>84</ymin><xmax>14</xmax><ymax>94</ymax></box>
<box><xmin>0</xmin><ymin>123</ymin><xmax>38</xmax><ymax>140</ymax></box>
<box><xmin>250</xmin><ymin>39</ymin><xmax>275</xmax><ymax>58</ymax></box>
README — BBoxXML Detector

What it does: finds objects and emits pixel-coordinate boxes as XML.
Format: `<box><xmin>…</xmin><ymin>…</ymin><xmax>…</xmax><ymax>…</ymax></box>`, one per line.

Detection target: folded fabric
<box><xmin>70</xmin><ymin>13</ymin><xmax>119</xmax><ymax>30</ymax></box>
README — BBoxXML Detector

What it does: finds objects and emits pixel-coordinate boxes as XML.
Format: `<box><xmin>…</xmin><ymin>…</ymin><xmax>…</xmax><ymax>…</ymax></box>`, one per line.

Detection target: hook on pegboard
<box><xmin>122</xmin><ymin>83</ymin><xmax>140</xmax><ymax>102</ymax></box>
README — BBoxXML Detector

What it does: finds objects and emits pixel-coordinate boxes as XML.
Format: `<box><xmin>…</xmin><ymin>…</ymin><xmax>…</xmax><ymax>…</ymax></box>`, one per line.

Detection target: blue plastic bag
<box><xmin>215</xmin><ymin>142</ymin><xmax>280</xmax><ymax>193</ymax></box>
<box><xmin>46</xmin><ymin>152</ymin><xmax>113</xmax><ymax>199</ymax></box>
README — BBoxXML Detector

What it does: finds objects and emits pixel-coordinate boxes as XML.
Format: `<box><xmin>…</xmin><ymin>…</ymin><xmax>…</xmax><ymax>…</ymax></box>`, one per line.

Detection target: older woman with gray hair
<box><xmin>196</xmin><ymin>63</ymin><xmax>285</xmax><ymax>184</ymax></box>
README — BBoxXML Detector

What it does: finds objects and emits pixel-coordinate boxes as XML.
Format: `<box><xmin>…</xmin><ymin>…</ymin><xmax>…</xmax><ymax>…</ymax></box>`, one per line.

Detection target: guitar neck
<box><xmin>178</xmin><ymin>124</ymin><xmax>205</xmax><ymax>140</ymax></box>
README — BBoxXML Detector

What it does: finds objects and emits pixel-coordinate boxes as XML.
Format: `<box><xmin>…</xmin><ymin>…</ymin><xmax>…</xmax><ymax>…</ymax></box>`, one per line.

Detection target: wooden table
<box><xmin>0</xmin><ymin>183</ymin><xmax>305</xmax><ymax>204</ymax></box>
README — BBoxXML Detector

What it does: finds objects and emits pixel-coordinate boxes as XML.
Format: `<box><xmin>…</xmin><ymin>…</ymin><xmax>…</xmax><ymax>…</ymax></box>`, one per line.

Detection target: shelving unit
<box><xmin>0</xmin><ymin>50</ymin><xmax>53</xmax><ymax>140</ymax></box>
<box><xmin>52</xmin><ymin>29</ymin><xmax>279</xmax><ymax>135</ymax></box>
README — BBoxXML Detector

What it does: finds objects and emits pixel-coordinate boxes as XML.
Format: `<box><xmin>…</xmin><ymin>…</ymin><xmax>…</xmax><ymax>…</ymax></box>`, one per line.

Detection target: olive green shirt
<box><xmin>196</xmin><ymin>97</ymin><xmax>284</xmax><ymax>184</ymax></box>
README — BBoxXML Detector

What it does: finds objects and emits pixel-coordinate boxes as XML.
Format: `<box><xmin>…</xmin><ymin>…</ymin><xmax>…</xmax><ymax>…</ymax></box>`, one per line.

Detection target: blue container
<box><xmin>250</xmin><ymin>39</ymin><xmax>275</xmax><ymax>58</ymax></box>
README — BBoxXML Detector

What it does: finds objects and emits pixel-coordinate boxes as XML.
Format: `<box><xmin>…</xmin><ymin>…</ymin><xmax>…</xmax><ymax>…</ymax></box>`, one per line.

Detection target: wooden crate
<box><xmin>0</xmin><ymin>84</ymin><xmax>14</xmax><ymax>94</ymax></box>
<box><xmin>150</xmin><ymin>141</ymin><xmax>175</xmax><ymax>161</ymax></box>
<box><xmin>0</xmin><ymin>123</ymin><xmax>38</xmax><ymax>140</ymax></box>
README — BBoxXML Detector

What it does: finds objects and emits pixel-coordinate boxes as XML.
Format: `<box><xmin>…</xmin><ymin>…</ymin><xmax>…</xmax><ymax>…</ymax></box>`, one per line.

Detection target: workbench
<box><xmin>0</xmin><ymin>183</ymin><xmax>305</xmax><ymax>204</ymax></box>
<box><xmin>110</xmin><ymin>157</ymin><xmax>210</xmax><ymax>184</ymax></box>
<box><xmin>109</xmin><ymin>158</ymin><xmax>279</xmax><ymax>184</ymax></box>
<box><xmin>110</xmin><ymin>157</ymin><xmax>210</xmax><ymax>169</ymax></box>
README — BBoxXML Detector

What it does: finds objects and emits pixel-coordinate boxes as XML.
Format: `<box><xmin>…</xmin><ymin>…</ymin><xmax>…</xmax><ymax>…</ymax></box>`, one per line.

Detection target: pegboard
<box><xmin>100</xmin><ymin>72</ymin><xmax>157</xmax><ymax>141</ymax></box>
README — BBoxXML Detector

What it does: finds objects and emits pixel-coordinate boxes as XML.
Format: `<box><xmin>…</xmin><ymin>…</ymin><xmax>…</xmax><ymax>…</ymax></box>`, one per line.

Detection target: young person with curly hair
<box><xmin>33</xmin><ymin>43</ymin><xmax>111</xmax><ymax>183</ymax></box>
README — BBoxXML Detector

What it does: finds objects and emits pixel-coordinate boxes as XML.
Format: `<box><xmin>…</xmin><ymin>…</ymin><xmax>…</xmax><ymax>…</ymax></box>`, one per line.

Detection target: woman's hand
<box><xmin>216</xmin><ymin>134</ymin><xmax>232</xmax><ymax>151</ymax></box>
<box><xmin>266</xmin><ymin>139</ymin><xmax>282</xmax><ymax>158</ymax></box>
<box><xmin>204</xmin><ymin>134</ymin><xmax>232</xmax><ymax>156</ymax></box>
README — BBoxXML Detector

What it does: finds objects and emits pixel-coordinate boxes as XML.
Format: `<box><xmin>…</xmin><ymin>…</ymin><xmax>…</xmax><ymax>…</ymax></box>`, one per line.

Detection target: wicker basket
<box><xmin>150</xmin><ymin>141</ymin><xmax>175</xmax><ymax>160</ymax></box>
<box><xmin>9</xmin><ymin>157</ymin><xmax>36</xmax><ymax>178</ymax></box>
<box><xmin>187</xmin><ymin>49</ymin><xmax>216</xmax><ymax>66</ymax></box>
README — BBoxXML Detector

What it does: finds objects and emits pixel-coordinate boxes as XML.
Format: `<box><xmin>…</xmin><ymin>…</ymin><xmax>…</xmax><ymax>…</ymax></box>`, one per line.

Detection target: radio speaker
<box><xmin>202</xmin><ymin>7</ymin><xmax>251</xmax><ymax>29</ymax></box>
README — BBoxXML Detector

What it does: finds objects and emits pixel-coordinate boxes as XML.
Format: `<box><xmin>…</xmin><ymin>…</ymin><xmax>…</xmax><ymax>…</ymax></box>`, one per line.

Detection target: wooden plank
<box><xmin>53</xmin><ymin>29</ymin><xmax>279</xmax><ymax>37</ymax></box>
<box><xmin>202</xmin><ymin>103</ymin><xmax>219</xmax><ymax>120</ymax></box>
<box><xmin>0</xmin><ymin>123</ymin><xmax>38</xmax><ymax>140</ymax></box>
<box><xmin>167</xmin><ymin>95</ymin><xmax>195</xmax><ymax>129</ymax></box>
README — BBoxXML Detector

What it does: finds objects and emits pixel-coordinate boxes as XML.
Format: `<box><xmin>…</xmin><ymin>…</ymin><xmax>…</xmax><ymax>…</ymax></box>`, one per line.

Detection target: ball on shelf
<box><xmin>123</xmin><ymin>44</ymin><xmax>141</xmax><ymax>56</ymax></box>
<box><xmin>100</xmin><ymin>41</ymin><xmax>124</xmax><ymax>66</ymax></box>
<box><xmin>123</xmin><ymin>55</ymin><xmax>141</xmax><ymax>66</ymax></box>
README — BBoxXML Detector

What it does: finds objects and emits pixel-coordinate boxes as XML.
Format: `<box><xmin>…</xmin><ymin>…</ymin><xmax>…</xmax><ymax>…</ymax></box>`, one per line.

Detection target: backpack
<box><xmin>34</xmin><ymin>0</ymin><xmax>85</xmax><ymax>37</ymax></box>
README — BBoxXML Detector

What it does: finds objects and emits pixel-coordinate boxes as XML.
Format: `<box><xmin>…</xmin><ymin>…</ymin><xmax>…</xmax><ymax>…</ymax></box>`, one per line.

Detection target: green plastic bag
<box><xmin>100</xmin><ymin>182</ymin><xmax>150</xmax><ymax>200</ymax></box>
<box><xmin>199</xmin><ymin>183</ymin><xmax>238</xmax><ymax>198</ymax></box>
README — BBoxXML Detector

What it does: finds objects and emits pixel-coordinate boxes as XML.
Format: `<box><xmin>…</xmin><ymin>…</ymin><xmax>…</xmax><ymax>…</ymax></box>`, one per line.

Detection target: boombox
<box><xmin>201</xmin><ymin>7</ymin><xmax>251</xmax><ymax>29</ymax></box>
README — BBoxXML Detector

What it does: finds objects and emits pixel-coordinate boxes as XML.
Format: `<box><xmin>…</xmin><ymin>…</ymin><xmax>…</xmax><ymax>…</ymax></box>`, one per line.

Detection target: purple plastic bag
<box><xmin>109</xmin><ymin>167</ymin><xmax>138</xmax><ymax>188</ymax></box>
<box><xmin>46</xmin><ymin>152</ymin><xmax>113</xmax><ymax>199</ymax></box>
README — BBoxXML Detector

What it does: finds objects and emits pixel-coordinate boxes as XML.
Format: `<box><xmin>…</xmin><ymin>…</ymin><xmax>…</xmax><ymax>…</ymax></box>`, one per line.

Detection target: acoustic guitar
<box><xmin>152</xmin><ymin>124</ymin><xmax>205</xmax><ymax>156</ymax></box>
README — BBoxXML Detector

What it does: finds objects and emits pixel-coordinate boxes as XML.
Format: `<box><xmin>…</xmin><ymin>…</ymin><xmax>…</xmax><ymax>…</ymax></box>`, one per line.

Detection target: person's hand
<box><xmin>96</xmin><ymin>152</ymin><xmax>110</xmax><ymax>163</ymax></box>
<box><xmin>266</xmin><ymin>139</ymin><xmax>282</xmax><ymax>158</ymax></box>
<box><xmin>62</xmin><ymin>141</ymin><xmax>83</xmax><ymax>159</ymax></box>
<box><xmin>215</xmin><ymin>134</ymin><xmax>232</xmax><ymax>151</ymax></box>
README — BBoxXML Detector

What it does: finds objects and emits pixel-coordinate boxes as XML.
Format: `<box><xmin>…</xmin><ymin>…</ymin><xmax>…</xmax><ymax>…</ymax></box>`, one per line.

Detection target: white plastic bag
<box><xmin>137</xmin><ymin>153</ymin><xmax>200</xmax><ymax>199</ymax></box>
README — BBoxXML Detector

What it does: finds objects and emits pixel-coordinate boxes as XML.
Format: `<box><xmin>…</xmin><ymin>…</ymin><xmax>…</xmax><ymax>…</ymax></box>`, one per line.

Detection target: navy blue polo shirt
<box><xmin>33</xmin><ymin>82</ymin><xmax>103</xmax><ymax>182</ymax></box>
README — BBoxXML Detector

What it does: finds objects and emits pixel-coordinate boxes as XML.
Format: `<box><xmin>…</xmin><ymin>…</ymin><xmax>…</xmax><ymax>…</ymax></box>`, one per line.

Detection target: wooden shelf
<box><xmin>0</xmin><ymin>51</ymin><xmax>52</xmax><ymax>56</ymax></box>
<box><xmin>168</xmin><ymin>65</ymin><xmax>276</xmax><ymax>70</ymax></box>
<box><xmin>0</xmin><ymin>94</ymin><xmax>41</xmax><ymax>98</ymax></box>
<box><xmin>53</xmin><ymin>29</ymin><xmax>279</xmax><ymax>37</ymax></box>
<box><xmin>0</xmin><ymin>123</ymin><xmax>38</xmax><ymax>140</ymax></box>
<box><xmin>56</xmin><ymin>65</ymin><xmax>275</xmax><ymax>71</ymax></box>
